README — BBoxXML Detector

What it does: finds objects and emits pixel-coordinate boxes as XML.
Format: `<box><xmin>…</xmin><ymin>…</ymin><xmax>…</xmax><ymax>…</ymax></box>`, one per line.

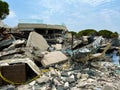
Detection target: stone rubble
<box><xmin>0</xmin><ymin>30</ymin><xmax>120</xmax><ymax>90</ymax></box>
<box><xmin>1</xmin><ymin>58</ymin><xmax>119</xmax><ymax>90</ymax></box>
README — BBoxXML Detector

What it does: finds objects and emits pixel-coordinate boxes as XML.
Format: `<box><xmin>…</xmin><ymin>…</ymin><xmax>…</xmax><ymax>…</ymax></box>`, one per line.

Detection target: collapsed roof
<box><xmin>18</xmin><ymin>23</ymin><xmax>68</xmax><ymax>31</ymax></box>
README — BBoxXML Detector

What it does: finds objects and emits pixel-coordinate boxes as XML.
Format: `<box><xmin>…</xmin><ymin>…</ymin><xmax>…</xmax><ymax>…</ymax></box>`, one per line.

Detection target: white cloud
<box><xmin>30</xmin><ymin>15</ymin><xmax>40</xmax><ymax>19</ymax></box>
<box><xmin>25</xmin><ymin>0</ymin><xmax>120</xmax><ymax>32</ymax></box>
<box><xmin>82</xmin><ymin>0</ymin><xmax>113</xmax><ymax>6</ymax></box>
<box><xmin>29</xmin><ymin>0</ymin><xmax>70</xmax><ymax>23</ymax></box>
<box><xmin>39</xmin><ymin>0</ymin><xmax>65</xmax><ymax>14</ymax></box>
<box><xmin>64</xmin><ymin>0</ymin><xmax>80</xmax><ymax>4</ymax></box>
<box><xmin>100</xmin><ymin>9</ymin><xmax>120</xmax><ymax>22</ymax></box>
<box><xmin>30</xmin><ymin>14</ymin><xmax>50</xmax><ymax>20</ymax></box>
<box><xmin>8</xmin><ymin>10</ymin><xmax>16</xmax><ymax>18</ymax></box>
<box><xmin>100</xmin><ymin>9</ymin><xmax>112</xmax><ymax>24</ymax></box>
<box><xmin>98</xmin><ymin>9</ymin><xmax>120</xmax><ymax>31</ymax></box>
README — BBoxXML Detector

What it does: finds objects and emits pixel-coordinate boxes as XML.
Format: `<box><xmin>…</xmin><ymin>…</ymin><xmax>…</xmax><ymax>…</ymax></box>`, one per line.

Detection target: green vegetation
<box><xmin>70</xmin><ymin>29</ymin><xmax>119</xmax><ymax>39</ymax></box>
<box><xmin>0</xmin><ymin>0</ymin><xmax>9</xmax><ymax>20</ymax></box>
<box><xmin>98</xmin><ymin>30</ymin><xmax>118</xmax><ymax>38</ymax></box>
<box><xmin>78</xmin><ymin>29</ymin><xmax>97</xmax><ymax>36</ymax></box>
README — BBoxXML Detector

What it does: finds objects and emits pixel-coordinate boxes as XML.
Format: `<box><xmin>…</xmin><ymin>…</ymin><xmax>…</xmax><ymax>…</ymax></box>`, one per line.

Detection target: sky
<box><xmin>2</xmin><ymin>0</ymin><xmax>120</xmax><ymax>33</ymax></box>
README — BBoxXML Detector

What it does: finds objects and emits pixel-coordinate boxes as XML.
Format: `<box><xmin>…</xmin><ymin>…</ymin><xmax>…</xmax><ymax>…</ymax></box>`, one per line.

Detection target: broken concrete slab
<box><xmin>103</xmin><ymin>85</ymin><xmax>114</xmax><ymax>90</ymax></box>
<box><xmin>41</xmin><ymin>51</ymin><xmax>68</xmax><ymax>67</ymax></box>
<box><xmin>51</xmin><ymin>44</ymin><xmax>62</xmax><ymax>50</ymax></box>
<box><xmin>66</xmin><ymin>77</ymin><xmax>75</xmax><ymax>83</ymax></box>
<box><xmin>25</xmin><ymin>47</ymin><xmax>44</xmax><ymax>62</ymax></box>
<box><xmin>0</xmin><ymin>85</ymin><xmax>16</xmax><ymax>90</ymax></box>
<box><xmin>53</xmin><ymin>78</ymin><xmax>63</xmax><ymax>86</ymax></box>
<box><xmin>0</xmin><ymin>58</ymin><xmax>40</xmax><ymax>75</ymax></box>
<box><xmin>0</xmin><ymin>48</ymin><xmax>24</xmax><ymax>59</ymax></box>
<box><xmin>7</xmin><ymin>39</ymin><xmax>25</xmax><ymax>50</ymax></box>
<box><xmin>36</xmin><ymin>75</ymin><xmax>49</xmax><ymax>84</ymax></box>
<box><xmin>26</xmin><ymin>31</ymin><xmax>49</xmax><ymax>51</ymax></box>
<box><xmin>17</xmin><ymin>84</ymin><xmax>32</xmax><ymax>90</ymax></box>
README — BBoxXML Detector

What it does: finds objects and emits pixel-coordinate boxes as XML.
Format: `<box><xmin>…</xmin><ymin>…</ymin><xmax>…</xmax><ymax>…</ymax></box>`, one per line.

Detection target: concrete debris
<box><xmin>7</xmin><ymin>39</ymin><xmax>25</xmax><ymax>50</ymax></box>
<box><xmin>0</xmin><ymin>85</ymin><xmax>16</xmax><ymax>90</ymax></box>
<box><xmin>0</xmin><ymin>29</ymin><xmax>120</xmax><ymax>90</ymax></box>
<box><xmin>103</xmin><ymin>85</ymin><xmax>114</xmax><ymax>90</ymax></box>
<box><xmin>0</xmin><ymin>33</ymin><xmax>15</xmax><ymax>50</ymax></box>
<box><xmin>0</xmin><ymin>58</ymin><xmax>40</xmax><ymax>75</ymax></box>
<box><xmin>36</xmin><ymin>75</ymin><xmax>49</xmax><ymax>84</ymax></box>
<box><xmin>0</xmin><ymin>48</ymin><xmax>25</xmax><ymax>60</ymax></box>
<box><xmin>29</xmin><ymin>80</ymin><xmax>36</xmax><ymax>86</ymax></box>
<box><xmin>64</xmin><ymin>82</ymin><xmax>69</xmax><ymax>88</ymax></box>
<box><xmin>25</xmin><ymin>46</ymin><xmax>44</xmax><ymax>62</ymax></box>
<box><xmin>72</xmin><ymin>40</ymin><xmax>82</xmax><ymax>49</ymax></box>
<box><xmin>41</xmin><ymin>51</ymin><xmax>68</xmax><ymax>67</ymax></box>
<box><xmin>26</xmin><ymin>31</ymin><xmax>49</xmax><ymax>51</ymax></box>
<box><xmin>17</xmin><ymin>85</ymin><xmax>32</xmax><ymax>90</ymax></box>
<box><xmin>72</xmin><ymin>37</ymin><xmax>111</xmax><ymax>62</ymax></box>
<box><xmin>51</xmin><ymin>44</ymin><xmax>62</xmax><ymax>50</ymax></box>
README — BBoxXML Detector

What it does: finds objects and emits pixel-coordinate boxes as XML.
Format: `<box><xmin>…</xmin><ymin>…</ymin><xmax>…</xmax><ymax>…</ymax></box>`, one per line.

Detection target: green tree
<box><xmin>0</xmin><ymin>0</ymin><xmax>9</xmax><ymax>20</ymax></box>
<box><xmin>98</xmin><ymin>30</ymin><xmax>113</xmax><ymax>38</ymax></box>
<box><xmin>78</xmin><ymin>29</ymin><xmax>97</xmax><ymax>36</ymax></box>
<box><xmin>111</xmin><ymin>32</ymin><xmax>119</xmax><ymax>38</ymax></box>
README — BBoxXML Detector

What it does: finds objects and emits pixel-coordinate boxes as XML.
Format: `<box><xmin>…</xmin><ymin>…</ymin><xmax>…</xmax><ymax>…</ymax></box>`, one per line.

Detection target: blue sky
<box><xmin>3</xmin><ymin>0</ymin><xmax>120</xmax><ymax>33</ymax></box>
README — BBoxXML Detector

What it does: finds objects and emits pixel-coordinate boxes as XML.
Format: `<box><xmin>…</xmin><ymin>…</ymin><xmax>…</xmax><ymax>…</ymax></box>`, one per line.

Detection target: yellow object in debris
<box><xmin>0</xmin><ymin>68</ymin><xmax>51</xmax><ymax>85</ymax></box>
<box><xmin>41</xmin><ymin>69</ymin><xmax>50</xmax><ymax>73</ymax></box>
<box><xmin>0</xmin><ymin>71</ymin><xmax>41</xmax><ymax>85</ymax></box>
<box><xmin>0</xmin><ymin>71</ymin><xmax>24</xmax><ymax>85</ymax></box>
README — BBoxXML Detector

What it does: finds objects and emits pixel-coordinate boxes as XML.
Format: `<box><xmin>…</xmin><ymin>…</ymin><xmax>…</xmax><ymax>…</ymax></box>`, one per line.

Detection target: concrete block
<box><xmin>41</xmin><ymin>51</ymin><xmax>68</xmax><ymax>67</ymax></box>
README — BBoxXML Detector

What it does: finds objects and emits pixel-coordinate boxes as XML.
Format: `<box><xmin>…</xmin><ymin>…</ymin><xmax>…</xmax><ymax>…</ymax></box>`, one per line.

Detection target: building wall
<box><xmin>18</xmin><ymin>23</ymin><xmax>68</xmax><ymax>44</ymax></box>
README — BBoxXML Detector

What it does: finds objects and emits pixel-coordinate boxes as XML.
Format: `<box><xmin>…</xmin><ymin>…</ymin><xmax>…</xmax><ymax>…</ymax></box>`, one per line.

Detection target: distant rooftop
<box><xmin>18</xmin><ymin>23</ymin><xmax>68</xmax><ymax>31</ymax></box>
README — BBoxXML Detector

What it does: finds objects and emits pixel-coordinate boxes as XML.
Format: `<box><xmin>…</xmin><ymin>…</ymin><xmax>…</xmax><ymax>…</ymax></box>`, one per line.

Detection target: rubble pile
<box><xmin>0</xmin><ymin>28</ymin><xmax>120</xmax><ymax>90</ymax></box>
<box><xmin>1</xmin><ymin>60</ymin><xmax>120</xmax><ymax>90</ymax></box>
